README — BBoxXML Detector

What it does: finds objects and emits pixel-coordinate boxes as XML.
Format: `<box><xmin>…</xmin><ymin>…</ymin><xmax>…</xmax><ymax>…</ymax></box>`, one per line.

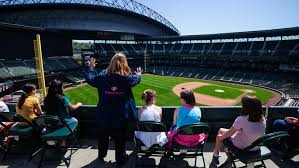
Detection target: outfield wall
<box><xmin>6</xmin><ymin>104</ymin><xmax>299</xmax><ymax>140</ymax></box>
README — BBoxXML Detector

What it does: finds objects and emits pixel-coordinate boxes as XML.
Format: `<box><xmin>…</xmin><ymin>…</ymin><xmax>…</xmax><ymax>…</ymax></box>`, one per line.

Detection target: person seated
<box><xmin>44</xmin><ymin>79</ymin><xmax>81</xmax><ymax>125</ymax></box>
<box><xmin>167</xmin><ymin>90</ymin><xmax>206</xmax><ymax>148</ymax></box>
<box><xmin>16</xmin><ymin>84</ymin><xmax>42</xmax><ymax>127</ymax></box>
<box><xmin>0</xmin><ymin>99</ymin><xmax>16</xmax><ymax>131</ymax></box>
<box><xmin>273</xmin><ymin>109</ymin><xmax>299</xmax><ymax>132</ymax></box>
<box><xmin>273</xmin><ymin>108</ymin><xmax>299</xmax><ymax>158</ymax></box>
<box><xmin>134</xmin><ymin>89</ymin><xmax>168</xmax><ymax>150</ymax></box>
<box><xmin>0</xmin><ymin>100</ymin><xmax>16</xmax><ymax>144</ymax></box>
<box><xmin>209</xmin><ymin>96</ymin><xmax>266</xmax><ymax>168</ymax></box>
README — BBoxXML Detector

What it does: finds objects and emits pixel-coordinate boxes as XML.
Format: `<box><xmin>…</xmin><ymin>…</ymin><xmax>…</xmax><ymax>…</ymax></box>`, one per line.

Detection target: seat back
<box><xmin>244</xmin><ymin>131</ymin><xmax>289</xmax><ymax>151</ymax></box>
<box><xmin>176</xmin><ymin>123</ymin><xmax>209</xmax><ymax>135</ymax></box>
<box><xmin>0</xmin><ymin>112</ymin><xmax>33</xmax><ymax>127</ymax></box>
<box><xmin>33</xmin><ymin>115</ymin><xmax>64</xmax><ymax>130</ymax></box>
<box><xmin>136</xmin><ymin>121</ymin><xmax>167</xmax><ymax>132</ymax></box>
<box><xmin>0</xmin><ymin>112</ymin><xmax>28</xmax><ymax>122</ymax></box>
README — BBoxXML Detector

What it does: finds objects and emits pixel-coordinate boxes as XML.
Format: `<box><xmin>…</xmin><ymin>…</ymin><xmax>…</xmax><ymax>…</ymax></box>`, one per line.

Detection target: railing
<box><xmin>0</xmin><ymin>0</ymin><xmax>180</xmax><ymax>34</ymax></box>
<box><xmin>6</xmin><ymin>104</ymin><xmax>299</xmax><ymax>139</ymax></box>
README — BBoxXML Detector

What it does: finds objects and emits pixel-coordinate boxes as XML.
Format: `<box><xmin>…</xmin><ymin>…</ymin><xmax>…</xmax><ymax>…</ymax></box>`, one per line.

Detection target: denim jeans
<box><xmin>273</xmin><ymin>119</ymin><xmax>295</xmax><ymax>132</ymax></box>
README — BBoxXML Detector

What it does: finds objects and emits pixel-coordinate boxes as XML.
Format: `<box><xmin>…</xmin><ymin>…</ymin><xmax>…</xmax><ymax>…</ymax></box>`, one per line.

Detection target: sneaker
<box><xmin>46</xmin><ymin>141</ymin><xmax>56</xmax><ymax>146</ymax></box>
<box><xmin>209</xmin><ymin>155</ymin><xmax>220</xmax><ymax>168</ymax></box>
<box><xmin>282</xmin><ymin>152</ymin><xmax>295</xmax><ymax>161</ymax></box>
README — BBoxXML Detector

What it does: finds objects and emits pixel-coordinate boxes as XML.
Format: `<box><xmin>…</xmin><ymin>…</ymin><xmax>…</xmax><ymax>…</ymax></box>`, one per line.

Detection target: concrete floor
<box><xmin>0</xmin><ymin>140</ymin><xmax>298</xmax><ymax>168</ymax></box>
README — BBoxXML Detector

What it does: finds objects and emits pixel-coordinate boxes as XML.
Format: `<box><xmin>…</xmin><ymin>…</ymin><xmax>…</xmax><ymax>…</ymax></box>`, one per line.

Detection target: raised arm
<box><xmin>127</xmin><ymin>67</ymin><xmax>142</xmax><ymax>87</ymax></box>
<box><xmin>85</xmin><ymin>58</ymin><xmax>104</xmax><ymax>88</ymax></box>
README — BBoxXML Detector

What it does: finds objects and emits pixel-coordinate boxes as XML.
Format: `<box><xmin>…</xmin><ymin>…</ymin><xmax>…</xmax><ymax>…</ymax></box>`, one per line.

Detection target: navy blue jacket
<box><xmin>85</xmin><ymin>67</ymin><xmax>141</xmax><ymax>128</ymax></box>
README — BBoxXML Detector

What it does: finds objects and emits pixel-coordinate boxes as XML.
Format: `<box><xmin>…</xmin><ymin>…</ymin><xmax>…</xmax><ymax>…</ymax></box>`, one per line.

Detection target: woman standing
<box><xmin>85</xmin><ymin>53</ymin><xmax>142</xmax><ymax>166</ymax></box>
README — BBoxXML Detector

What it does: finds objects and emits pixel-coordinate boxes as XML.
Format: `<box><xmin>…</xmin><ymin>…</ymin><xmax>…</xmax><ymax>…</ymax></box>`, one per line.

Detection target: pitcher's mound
<box><xmin>173</xmin><ymin>82</ymin><xmax>245</xmax><ymax>106</ymax></box>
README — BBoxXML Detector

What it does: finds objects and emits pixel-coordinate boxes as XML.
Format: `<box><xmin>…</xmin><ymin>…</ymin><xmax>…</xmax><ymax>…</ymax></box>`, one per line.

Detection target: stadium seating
<box><xmin>3</xmin><ymin>61</ymin><xmax>35</xmax><ymax>77</ymax></box>
<box><xmin>95</xmin><ymin>40</ymin><xmax>299</xmax><ymax>66</ymax></box>
<box><xmin>0</xmin><ymin>62</ymin><xmax>13</xmax><ymax>79</ymax></box>
<box><xmin>58</xmin><ymin>58</ymin><xmax>81</xmax><ymax>69</ymax></box>
<box><xmin>0</xmin><ymin>57</ymin><xmax>81</xmax><ymax>80</ymax></box>
<box><xmin>147</xmin><ymin>65</ymin><xmax>299</xmax><ymax>104</ymax></box>
<box><xmin>66</xmin><ymin>70</ymin><xmax>85</xmax><ymax>84</ymax></box>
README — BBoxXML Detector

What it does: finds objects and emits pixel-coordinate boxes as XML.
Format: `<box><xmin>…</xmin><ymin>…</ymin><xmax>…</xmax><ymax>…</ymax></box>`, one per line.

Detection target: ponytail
<box><xmin>17</xmin><ymin>83</ymin><xmax>36</xmax><ymax>109</ymax></box>
<box><xmin>141</xmin><ymin>89</ymin><xmax>157</xmax><ymax>105</ymax></box>
<box><xmin>18</xmin><ymin>93</ymin><xmax>28</xmax><ymax>109</ymax></box>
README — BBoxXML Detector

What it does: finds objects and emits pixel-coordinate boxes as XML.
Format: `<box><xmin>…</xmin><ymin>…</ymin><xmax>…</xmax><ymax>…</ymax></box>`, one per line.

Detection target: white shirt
<box><xmin>135</xmin><ymin>104</ymin><xmax>167</xmax><ymax>148</ymax></box>
<box><xmin>140</xmin><ymin>104</ymin><xmax>161</xmax><ymax>122</ymax></box>
<box><xmin>0</xmin><ymin>101</ymin><xmax>9</xmax><ymax>112</ymax></box>
<box><xmin>232</xmin><ymin>115</ymin><xmax>266</xmax><ymax>151</ymax></box>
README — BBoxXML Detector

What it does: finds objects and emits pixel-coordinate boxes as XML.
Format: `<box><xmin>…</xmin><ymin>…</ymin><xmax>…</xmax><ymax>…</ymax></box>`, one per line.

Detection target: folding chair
<box><xmin>282</xmin><ymin>127</ymin><xmax>299</xmax><ymax>160</ymax></box>
<box><xmin>170</xmin><ymin>123</ymin><xmax>209</xmax><ymax>168</ymax></box>
<box><xmin>219</xmin><ymin>131</ymin><xmax>289</xmax><ymax>168</ymax></box>
<box><xmin>0</xmin><ymin>112</ymin><xmax>34</xmax><ymax>160</ymax></box>
<box><xmin>30</xmin><ymin>115</ymin><xmax>80</xmax><ymax>168</ymax></box>
<box><xmin>134</xmin><ymin>121</ymin><xmax>168</xmax><ymax>166</ymax></box>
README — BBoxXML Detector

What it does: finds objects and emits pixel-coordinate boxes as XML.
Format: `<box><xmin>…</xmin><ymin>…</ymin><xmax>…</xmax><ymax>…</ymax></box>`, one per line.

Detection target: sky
<box><xmin>135</xmin><ymin>0</ymin><xmax>299</xmax><ymax>35</ymax></box>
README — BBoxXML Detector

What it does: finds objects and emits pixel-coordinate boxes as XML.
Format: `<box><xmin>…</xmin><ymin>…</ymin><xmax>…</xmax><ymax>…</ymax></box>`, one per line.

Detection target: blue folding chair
<box><xmin>30</xmin><ymin>115</ymin><xmax>80</xmax><ymax>168</ymax></box>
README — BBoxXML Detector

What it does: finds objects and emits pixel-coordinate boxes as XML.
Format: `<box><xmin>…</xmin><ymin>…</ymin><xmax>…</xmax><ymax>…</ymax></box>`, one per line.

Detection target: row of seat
<box><xmin>65</xmin><ymin>70</ymin><xmax>85</xmax><ymax>84</ymax></box>
<box><xmin>1</xmin><ymin>115</ymin><xmax>287</xmax><ymax>168</ymax></box>
<box><xmin>0</xmin><ymin>112</ymin><xmax>79</xmax><ymax>167</ymax></box>
<box><xmin>0</xmin><ymin>107</ymin><xmax>297</xmax><ymax>167</ymax></box>
<box><xmin>148</xmin><ymin>65</ymin><xmax>299</xmax><ymax>100</ymax></box>
<box><xmin>134</xmin><ymin>121</ymin><xmax>289</xmax><ymax>168</ymax></box>
<box><xmin>0</xmin><ymin>58</ymin><xmax>81</xmax><ymax>80</ymax></box>
<box><xmin>95</xmin><ymin>40</ymin><xmax>299</xmax><ymax>58</ymax></box>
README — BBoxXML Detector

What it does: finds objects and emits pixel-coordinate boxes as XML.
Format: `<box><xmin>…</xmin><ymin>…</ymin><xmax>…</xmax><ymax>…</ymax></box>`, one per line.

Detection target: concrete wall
<box><xmin>6</xmin><ymin>104</ymin><xmax>298</xmax><ymax>140</ymax></box>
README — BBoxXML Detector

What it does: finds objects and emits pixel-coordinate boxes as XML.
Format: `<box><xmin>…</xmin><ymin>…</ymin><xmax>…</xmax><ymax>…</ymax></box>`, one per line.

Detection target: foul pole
<box><xmin>33</xmin><ymin>34</ymin><xmax>47</xmax><ymax>99</ymax></box>
<box><xmin>144</xmin><ymin>49</ymin><xmax>147</xmax><ymax>72</ymax></box>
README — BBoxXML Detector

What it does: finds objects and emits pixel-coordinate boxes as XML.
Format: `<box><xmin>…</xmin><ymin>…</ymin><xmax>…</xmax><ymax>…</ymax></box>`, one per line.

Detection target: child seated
<box><xmin>167</xmin><ymin>90</ymin><xmax>207</xmax><ymax>148</ymax></box>
<box><xmin>134</xmin><ymin>89</ymin><xmax>168</xmax><ymax>149</ymax></box>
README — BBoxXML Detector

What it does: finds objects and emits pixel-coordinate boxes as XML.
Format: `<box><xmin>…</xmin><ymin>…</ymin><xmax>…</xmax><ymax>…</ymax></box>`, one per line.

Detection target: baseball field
<box><xmin>64</xmin><ymin>74</ymin><xmax>277</xmax><ymax>106</ymax></box>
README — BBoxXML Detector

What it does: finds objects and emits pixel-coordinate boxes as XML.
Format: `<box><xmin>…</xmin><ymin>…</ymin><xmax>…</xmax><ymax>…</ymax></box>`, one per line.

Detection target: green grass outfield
<box><xmin>64</xmin><ymin>74</ymin><xmax>273</xmax><ymax>106</ymax></box>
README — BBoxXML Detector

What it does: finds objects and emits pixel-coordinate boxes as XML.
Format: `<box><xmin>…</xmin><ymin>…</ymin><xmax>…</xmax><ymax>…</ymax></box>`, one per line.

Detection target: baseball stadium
<box><xmin>0</xmin><ymin>0</ymin><xmax>298</xmax><ymax>167</ymax></box>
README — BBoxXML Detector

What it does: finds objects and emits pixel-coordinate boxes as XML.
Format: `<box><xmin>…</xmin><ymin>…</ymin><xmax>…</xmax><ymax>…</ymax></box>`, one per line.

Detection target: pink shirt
<box><xmin>231</xmin><ymin>115</ymin><xmax>266</xmax><ymax>151</ymax></box>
